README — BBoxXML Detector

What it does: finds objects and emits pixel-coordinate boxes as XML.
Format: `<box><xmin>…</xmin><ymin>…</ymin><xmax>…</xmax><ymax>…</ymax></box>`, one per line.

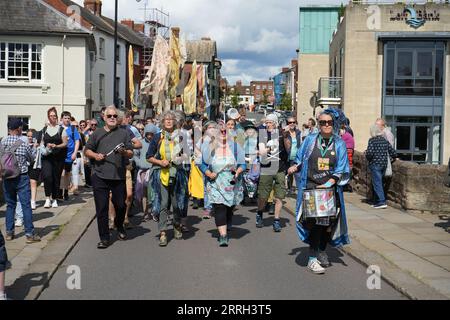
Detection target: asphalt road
<box><xmin>39</xmin><ymin>200</ymin><xmax>406</xmax><ymax>300</ymax></box>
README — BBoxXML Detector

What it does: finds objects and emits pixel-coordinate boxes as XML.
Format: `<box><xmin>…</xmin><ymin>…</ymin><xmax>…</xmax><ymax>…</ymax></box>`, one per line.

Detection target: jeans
<box><xmin>91</xmin><ymin>174</ymin><xmax>126</xmax><ymax>241</ymax></box>
<box><xmin>3</xmin><ymin>174</ymin><xmax>35</xmax><ymax>236</ymax></box>
<box><xmin>15</xmin><ymin>195</ymin><xmax>23</xmax><ymax>220</ymax></box>
<box><xmin>369</xmin><ymin>164</ymin><xmax>386</xmax><ymax>205</ymax></box>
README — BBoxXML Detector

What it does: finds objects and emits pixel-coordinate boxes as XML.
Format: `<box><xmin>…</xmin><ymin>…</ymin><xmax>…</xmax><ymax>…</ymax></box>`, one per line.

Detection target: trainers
<box><xmin>273</xmin><ymin>220</ymin><xmax>281</xmax><ymax>232</ymax></box>
<box><xmin>373</xmin><ymin>204</ymin><xmax>387</xmax><ymax>209</ymax></box>
<box><xmin>317</xmin><ymin>251</ymin><xmax>331</xmax><ymax>267</ymax></box>
<box><xmin>44</xmin><ymin>199</ymin><xmax>51</xmax><ymax>208</ymax></box>
<box><xmin>26</xmin><ymin>234</ymin><xmax>41</xmax><ymax>244</ymax></box>
<box><xmin>31</xmin><ymin>201</ymin><xmax>36</xmax><ymax>210</ymax></box>
<box><xmin>219</xmin><ymin>235</ymin><xmax>229</xmax><ymax>247</ymax></box>
<box><xmin>52</xmin><ymin>200</ymin><xmax>58</xmax><ymax>208</ymax></box>
<box><xmin>308</xmin><ymin>258</ymin><xmax>325</xmax><ymax>274</ymax></box>
<box><xmin>159</xmin><ymin>233</ymin><xmax>168</xmax><ymax>247</ymax></box>
<box><xmin>174</xmin><ymin>225</ymin><xmax>182</xmax><ymax>240</ymax></box>
<box><xmin>5</xmin><ymin>233</ymin><xmax>14</xmax><ymax>241</ymax></box>
<box><xmin>15</xmin><ymin>219</ymin><xmax>23</xmax><ymax>227</ymax></box>
<box><xmin>256</xmin><ymin>214</ymin><xmax>263</xmax><ymax>228</ymax></box>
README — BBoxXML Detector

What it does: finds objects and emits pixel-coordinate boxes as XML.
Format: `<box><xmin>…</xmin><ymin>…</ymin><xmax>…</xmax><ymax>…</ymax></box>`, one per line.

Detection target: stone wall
<box><xmin>351</xmin><ymin>151</ymin><xmax>450</xmax><ymax>214</ymax></box>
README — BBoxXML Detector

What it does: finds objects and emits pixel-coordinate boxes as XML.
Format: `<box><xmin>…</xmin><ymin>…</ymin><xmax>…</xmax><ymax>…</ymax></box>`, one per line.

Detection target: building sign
<box><xmin>390</xmin><ymin>7</ymin><xmax>440</xmax><ymax>29</ymax></box>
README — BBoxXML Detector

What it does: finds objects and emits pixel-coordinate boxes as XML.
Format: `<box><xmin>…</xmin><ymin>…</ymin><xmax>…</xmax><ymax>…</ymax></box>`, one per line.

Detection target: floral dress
<box><xmin>206</xmin><ymin>146</ymin><xmax>244</xmax><ymax>207</ymax></box>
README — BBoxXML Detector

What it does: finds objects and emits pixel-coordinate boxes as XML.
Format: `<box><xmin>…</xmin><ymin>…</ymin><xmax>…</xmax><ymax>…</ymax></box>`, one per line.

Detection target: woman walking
<box><xmin>284</xmin><ymin>117</ymin><xmax>302</xmax><ymax>195</ymax></box>
<box><xmin>365</xmin><ymin>125</ymin><xmax>397</xmax><ymax>209</ymax></box>
<box><xmin>199</xmin><ymin>121</ymin><xmax>246</xmax><ymax>247</ymax></box>
<box><xmin>288</xmin><ymin>108</ymin><xmax>351</xmax><ymax>274</ymax></box>
<box><xmin>40</xmin><ymin>107</ymin><xmax>68</xmax><ymax>208</ymax></box>
<box><xmin>27</xmin><ymin>129</ymin><xmax>41</xmax><ymax>209</ymax></box>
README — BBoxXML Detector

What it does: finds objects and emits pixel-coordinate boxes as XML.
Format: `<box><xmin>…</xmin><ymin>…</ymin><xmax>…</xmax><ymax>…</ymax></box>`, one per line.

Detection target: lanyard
<box><xmin>318</xmin><ymin>136</ymin><xmax>333</xmax><ymax>158</ymax></box>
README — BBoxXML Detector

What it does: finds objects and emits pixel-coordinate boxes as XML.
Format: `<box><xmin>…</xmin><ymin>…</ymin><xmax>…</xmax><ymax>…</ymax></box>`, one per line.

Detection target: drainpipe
<box><xmin>61</xmin><ymin>35</ymin><xmax>66</xmax><ymax>113</ymax></box>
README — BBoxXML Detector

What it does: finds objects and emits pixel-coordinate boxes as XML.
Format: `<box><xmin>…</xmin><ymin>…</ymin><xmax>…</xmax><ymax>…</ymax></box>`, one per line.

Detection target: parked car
<box><xmin>266</xmin><ymin>104</ymin><xmax>275</xmax><ymax>112</ymax></box>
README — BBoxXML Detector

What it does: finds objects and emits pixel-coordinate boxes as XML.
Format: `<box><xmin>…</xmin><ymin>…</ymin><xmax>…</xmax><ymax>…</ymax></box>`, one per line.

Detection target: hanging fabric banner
<box><xmin>169</xmin><ymin>28</ymin><xmax>182</xmax><ymax>103</ymax></box>
<box><xmin>128</xmin><ymin>46</ymin><xmax>137</xmax><ymax>112</ymax></box>
<box><xmin>183</xmin><ymin>60</ymin><xmax>197</xmax><ymax>115</ymax></box>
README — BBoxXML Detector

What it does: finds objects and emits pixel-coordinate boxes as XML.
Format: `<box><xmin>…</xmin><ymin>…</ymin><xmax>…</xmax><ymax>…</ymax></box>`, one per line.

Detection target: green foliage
<box><xmin>338</xmin><ymin>3</ymin><xmax>345</xmax><ymax>19</ymax></box>
<box><xmin>262</xmin><ymin>89</ymin><xmax>268</xmax><ymax>104</ymax></box>
<box><xmin>279</xmin><ymin>90</ymin><xmax>292</xmax><ymax>111</ymax></box>
<box><xmin>231</xmin><ymin>91</ymin><xmax>240</xmax><ymax>108</ymax></box>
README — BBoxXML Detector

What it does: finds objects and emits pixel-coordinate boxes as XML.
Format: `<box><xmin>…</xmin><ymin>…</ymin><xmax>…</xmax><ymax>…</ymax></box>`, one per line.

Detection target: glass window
<box><xmin>412</xmin><ymin>154</ymin><xmax>427</xmax><ymax>163</ymax></box>
<box><xmin>396</xmin><ymin>126</ymin><xmax>410</xmax><ymax>150</ymax></box>
<box><xmin>395</xmin><ymin>79</ymin><xmax>413</xmax><ymax>87</ymax></box>
<box><xmin>99</xmin><ymin>74</ymin><xmax>105</xmax><ymax>105</ymax></box>
<box><xmin>0</xmin><ymin>42</ymin><xmax>5</xmax><ymax>79</ymax></box>
<box><xmin>435</xmin><ymin>50</ymin><xmax>443</xmax><ymax>87</ymax></box>
<box><xmin>256</xmin><ymin>85</ymin><xmax>260</xmax><ymax>90</ymax></box>
<box><xmin>133</xmin><ymin>50</ymin><xmax>139</xmax><ymax>65</ymax></box>
<box><xmin>416</xmin><ymin>51</ymin><xmax>433</xmax><ymax>77</ymax></box>
<box><xmin>385</xmin><ymin>50</ymin><xmax>394</xmax><ymax>86</ymax></box>
<box><xmin>414</xmin><ymin>126</ymin><xmax>429</xmax><ymax>151</ymax></box>
<box><xmin>99</xmin><ymin>38</ymin><xmax>105</xmax><ymax>58</ymax></box>
<box><xmin>397</xmin><ymin>51</ymin><xmax>413</xmax><ymax>77</ymax></box>
<box><xmin>432</xmin><ymin>125</ymin><xmax>441</xmax><ymax>163</ymax></box>
<box><xmin>2</xmin><ymin>42</ymin><xmax>41</xmax><ymax>81</ymax></box>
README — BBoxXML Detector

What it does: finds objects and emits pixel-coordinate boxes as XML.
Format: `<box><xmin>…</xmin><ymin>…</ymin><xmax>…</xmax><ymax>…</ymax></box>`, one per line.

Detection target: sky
<box><xmin>73</xmin><ymin>0</ymin><xmax>346</xmax><ymax>85</ymax></box>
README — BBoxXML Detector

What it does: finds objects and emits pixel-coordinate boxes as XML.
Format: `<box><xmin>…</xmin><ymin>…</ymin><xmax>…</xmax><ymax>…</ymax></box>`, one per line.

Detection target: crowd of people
<box><xmin>0</xmin><ymin>104</ymin><xmax>399</xmax><ymax>299</ymax></box>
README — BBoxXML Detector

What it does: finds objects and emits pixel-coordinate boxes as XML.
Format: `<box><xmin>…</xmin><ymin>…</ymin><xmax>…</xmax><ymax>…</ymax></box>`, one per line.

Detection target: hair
<box><xmin>174</xmin><ymin>110</ymin><xmax>186</xmax><ymax>126</ymax></box>
<box><xmin>61</xmin><ymin>111</ymin><xmax>71</xmax><ymax>119</ymax></box>
<box><xmin>308</xmin><ymin>118</ymin><xmax>316</xmax><ymax>126</ymax></box>
<box><xmin>90</xmin><ymin>118</ymin><xmax>98</xmax><ymax>124</ymax></box>
<box><xmin>226</xmin><ymin>118</ymin><xmax>236</xmax><ymax>125</ymax></box>
<box><xmin>104</xmin><ymin>105</ymin><xmax>117</xmax><ymax>115</ymax></box>
<box><xmin>101</xmin><ymin>106</ymin><xmax>106</xmax><ymax>113</ymax></box>
<box><xmin>79</xmin><ymin>120</ymin><xmax>86</xmax><ymax>126</ymax></box>
<box><xmin>124</xmin><ymin>110</ymin><xmax>133</xmax><ymax>118</ymax></box>
<box><xmin>47</xmin><ymin>107</ymin><xmax>58</xmax><ymax>118</ymax></box>
<box><xmin>376</xmin><ymin>117</ymin><xmax>386</xmax><ymax>127</ymax></box>
<box><xmin>27</xmin><ymin>129</ymin><xmax>36</xmax><ymax>135</ymax></box>
<box><xmin>370</xmin><ymin>124</ymin><xmax>384</xmax><ymax>138</ymax></box>
<box><xmin>161</xmin><ymin>110</ymin><xmax>176</xmax><ymax>130</ymax></box>
<box><xmin>117</xmin><ymin>110</ymin><xmax>125</xmax><ymax>121</ymax></box>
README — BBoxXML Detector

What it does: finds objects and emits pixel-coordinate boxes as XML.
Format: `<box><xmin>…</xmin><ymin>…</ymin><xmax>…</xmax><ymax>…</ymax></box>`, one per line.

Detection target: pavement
<box><xmin>283</xmin><ymin>191</ymin><xmax>450</xmax><ymax>300</ymax></box>
<box><xmin>0</xmin><ymin>187</ymin><xmax>96</xmax><ymax>300</ymax></box>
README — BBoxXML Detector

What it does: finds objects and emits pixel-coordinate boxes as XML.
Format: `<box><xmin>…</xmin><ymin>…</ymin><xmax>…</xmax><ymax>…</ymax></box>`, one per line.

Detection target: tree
<box><xmin>231</xmin><ymin>91</ymin><xmax>240</xmax><ymax>108</ymax></box>
<box><xmin>279</xmin><ymin>90</ymin><xmax>292</xmax><ymax>111</ymax></box>
<box><xmin>338</xmin><ymin>3</ymin><xmax>345</xmax><ymax>19</ymax></box>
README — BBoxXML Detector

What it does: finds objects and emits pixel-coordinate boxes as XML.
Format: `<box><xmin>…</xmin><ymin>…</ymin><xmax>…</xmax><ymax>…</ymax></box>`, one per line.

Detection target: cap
<box><xmin>266</xmin><ymin>113</ymin><xmax>279</xmax><ymax>125</ymax></box>
<box><xmin>144</xmin><ymin>124</ymin><xmax>158</xmax><ymax>134</ymax></box>
<box><xmin>8</xmin><ymin>118</ymin><xmax>23</xmax><ymax>130</ymax></box>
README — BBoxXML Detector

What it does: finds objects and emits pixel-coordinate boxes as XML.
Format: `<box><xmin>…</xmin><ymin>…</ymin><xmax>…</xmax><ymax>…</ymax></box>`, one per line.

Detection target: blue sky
<box><xmin>73</xmin><ymin>0</ymin><xmax>346</xmax><ymax>85</ymax></box>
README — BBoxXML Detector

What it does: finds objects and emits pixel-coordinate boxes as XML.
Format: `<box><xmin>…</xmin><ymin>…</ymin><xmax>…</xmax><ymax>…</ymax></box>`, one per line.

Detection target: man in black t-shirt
<box><xmin>84</xmin><ymin>106</ymin><xmax>133</xmax><ymax>249</ymax></box>
<box><xmin>256</xmin><ymin>114</ymin><xmax>289</xmax><ymax>232</ymax></box>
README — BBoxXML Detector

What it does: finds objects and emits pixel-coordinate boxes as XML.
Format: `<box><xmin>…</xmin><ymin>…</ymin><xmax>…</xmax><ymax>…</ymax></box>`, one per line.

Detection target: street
<box><xmin>39</xmin><ymin>201</ymin><xmax>406</xmax><ymax>300</ymax></box>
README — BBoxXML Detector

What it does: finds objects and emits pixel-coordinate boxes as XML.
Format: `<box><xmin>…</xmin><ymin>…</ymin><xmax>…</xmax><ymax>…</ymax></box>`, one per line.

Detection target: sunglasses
<box><xmin>288</xmin><ymin>121</ymin><xmax>297</xmax><ymax>124</ymax></box>
<box><xmin>91</xmin><ymin>124</ymin><xmax>97</xmax><ymax>126</ymax></box>
<box><xmin>106</xmin><ymin>114</ymin><xmax>118</xmax><ymax>119</ymax></box>
<box><xmin>319</xmin><ymin>120</ymin><xmax>334</xmax><ymax>127</ymax></box>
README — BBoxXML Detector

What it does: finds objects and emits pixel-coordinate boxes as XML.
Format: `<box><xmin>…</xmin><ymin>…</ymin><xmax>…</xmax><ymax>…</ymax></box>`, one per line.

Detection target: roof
<box><xmin>0</xmin><ymin>0</ymin><xmax>89</xmax><ymax>35</ymax></box>
<box><xmin>186</xmin><ymin>40</ymin><xmax>217</xmax><ymax>63</ymax></box>
<box><xmin>58</xmin><ymin>0</ymin><xmax>144</xmax><ymax>46</ymax></box>
<box><xmin>231</xmin><ymin>85</ymin><xmax>252</xmax><ymax>96</ymax></box>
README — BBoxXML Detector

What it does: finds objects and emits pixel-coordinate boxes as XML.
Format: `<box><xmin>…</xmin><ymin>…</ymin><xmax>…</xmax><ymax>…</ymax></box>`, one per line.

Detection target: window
<box><xmin>99</xmin><ymin>74</ymin><xmax>105</xmax><ymax>105</ymax></box>
<box><xmin>115</xmin><ymin>77</ymin><xmax>120</xmax><ymax>101</ymax></box>
<box><xmin>133</xmin><ymin>50</ymin><xmax>139</xmax><ymax>65</ymax></box>
<box><xmin>268</xmin><ymin>85</ymin><xmax>272</xmax><ymax>90</ymax></box>
<box><xmin>8</xmin><ymin>116</ymin><xmax>29</xmax><ymax>134</ymax></box>
<box><xmin>0</xmin><ymin>42</ymin><xmax>42</xmax><ymax>81</ymax></box>
<box><xmin>262</xmin><ymin>85</ymin><xmax>267</xmax><ymax>89</ymax></box>
<box><xmin>99</xmin><ymin>38</ymin><xmax>105</xmax><ymax>59</ymax></box>
<box><xmin>396</xmin><ymin>51</ymin><xmax>413</xmax><ymax>76</ymax></box>
<box><xmin>256</xmin><ymin>85</ymin><xmax>261</xmax><ymax>90</ymax></box>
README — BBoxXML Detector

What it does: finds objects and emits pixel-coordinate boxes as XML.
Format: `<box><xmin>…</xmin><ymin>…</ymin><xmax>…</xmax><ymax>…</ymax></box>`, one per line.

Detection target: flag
<box><xmin>128</xmin><ymin>46</ymin><xmax>136</xmax><ymax>111</ymax></box>
<box><xmin>183</xmin><ymin>60</ymin><xmax>197</xmax><ymax>115</ymax></box>
<box><xmin>169</xmin><ymin>28</ymin><xmax>181</xmax><ymax>102</ymax></box>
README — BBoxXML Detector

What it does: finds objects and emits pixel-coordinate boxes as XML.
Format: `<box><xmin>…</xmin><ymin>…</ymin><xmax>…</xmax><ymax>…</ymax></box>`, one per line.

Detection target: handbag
<box><xmin>385</xmin><ymin>152</ymin><xmax>392</xmax><ymax>177</ymax></box>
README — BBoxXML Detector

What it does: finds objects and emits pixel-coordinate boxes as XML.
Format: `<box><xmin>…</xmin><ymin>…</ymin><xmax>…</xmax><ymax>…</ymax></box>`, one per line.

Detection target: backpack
<box><xmin>0</xmin><ymin>139</ymin><xmax>24</xmax><ymax>181</ymax></box>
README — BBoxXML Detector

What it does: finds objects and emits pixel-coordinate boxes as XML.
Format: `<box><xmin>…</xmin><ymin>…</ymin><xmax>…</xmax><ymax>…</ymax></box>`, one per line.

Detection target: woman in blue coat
<box><xmin>288</xmin><ymin>108</ymin><xmax>350</xmax><ymax>274</ymax></box>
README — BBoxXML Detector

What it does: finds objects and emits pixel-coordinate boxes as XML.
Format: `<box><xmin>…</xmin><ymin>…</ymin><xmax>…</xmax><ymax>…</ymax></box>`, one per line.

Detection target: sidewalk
<box><xmin>0</xmin><ymin>187</ymin><xmax>95</xmax><ymax>300</ymax></box>
<box><xmin>284</xmin><ymin>192</ymin><xmax>450</xmax><ymax>300</ymax></box>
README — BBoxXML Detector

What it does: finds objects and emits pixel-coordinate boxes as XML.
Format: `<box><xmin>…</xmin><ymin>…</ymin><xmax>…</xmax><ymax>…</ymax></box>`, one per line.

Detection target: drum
<box><xmin>302</xmin><ymin>188</ymin><xmax>337</xmax><ymax>218</ymax></box>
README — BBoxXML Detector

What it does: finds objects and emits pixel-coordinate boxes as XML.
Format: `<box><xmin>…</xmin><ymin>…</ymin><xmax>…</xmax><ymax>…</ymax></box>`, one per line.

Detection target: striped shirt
<box><xmin>0</xmin><ymin>135</ymin><xmax>36</xmax><ymax>174</ymax></box>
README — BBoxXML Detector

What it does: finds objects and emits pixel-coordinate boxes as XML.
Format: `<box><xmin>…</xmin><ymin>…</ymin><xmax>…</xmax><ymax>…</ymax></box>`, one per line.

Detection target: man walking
<box><xmin>255</xmin><ymin>114</ymin><xmax>289</xmax><ymax>232</ymax></box>
<box><xmin>84</xmin><ymin>106</ymin><xmax>133</xmax><ymax>249</ymax></box>
<box><xmin>1</xmin><ymin>119</ymin><xmax>41</xmax><ymax>243</ymax></box>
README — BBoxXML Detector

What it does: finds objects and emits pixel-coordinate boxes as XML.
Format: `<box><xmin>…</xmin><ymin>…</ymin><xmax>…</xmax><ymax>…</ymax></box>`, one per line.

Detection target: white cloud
<box><xmin>71</xmin><ymin>0</ymin><xmax>345</xmax><ymax>84</ymax></box>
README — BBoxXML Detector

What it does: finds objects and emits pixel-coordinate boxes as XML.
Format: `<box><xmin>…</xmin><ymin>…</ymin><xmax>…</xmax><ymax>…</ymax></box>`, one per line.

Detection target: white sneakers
<box><xmin>14</xmin><ymin>218</ymin><xmax>23</xmax><ymax>227</ymax></box>
<box><xmin>308</xmin><ymin>258</ymin><xmax>325</xmax><ymax>274</ymax></box>
<box><xmin>31</xmin><ymin>201</ymin><xmax>36</xmax><ymax>210</ymax></box>
<box><xmin>52</xmin><ymin>200</ymin><xmax>58</xmax><ymax>208</ymax></box>
<box><xmin>44</xmin><ymin>199</ymin><xmax>51</xmax><ymax>208</ymax></box>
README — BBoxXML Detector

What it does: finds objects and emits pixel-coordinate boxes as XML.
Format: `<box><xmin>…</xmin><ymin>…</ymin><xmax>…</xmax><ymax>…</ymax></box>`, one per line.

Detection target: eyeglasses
<box><xmin>319</xmin><ymin>120</ymin><xmax>334</xmax><ymax>127</ymax></box>
<box><xmin>91</xmin><ymin>123</ymin><xmax>97</xmax><ymax>126</ymax></box>
<box><xmin>106</xmin><ymin>114</ymin><xmax>118</xmax><ymax>119</ymax></box>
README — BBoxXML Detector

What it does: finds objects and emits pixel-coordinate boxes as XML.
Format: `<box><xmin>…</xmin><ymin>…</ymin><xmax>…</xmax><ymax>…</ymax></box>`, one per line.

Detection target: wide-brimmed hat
<box><xmin>227</xmin><ymin>108</ymin><xmax>240</xmax><ymax>120</ymax></box>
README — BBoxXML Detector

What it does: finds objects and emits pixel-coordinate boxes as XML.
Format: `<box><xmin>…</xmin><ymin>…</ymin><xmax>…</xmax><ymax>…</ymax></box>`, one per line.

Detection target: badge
<box><xmin>318</xmin><ymin>157</ymin><xmax>330</xmax><ymax>171</ymax></box>
<box><xmin>331</xmin><ymin>151</ymin><xmax>335</xmax><ymax>156</ymax></box>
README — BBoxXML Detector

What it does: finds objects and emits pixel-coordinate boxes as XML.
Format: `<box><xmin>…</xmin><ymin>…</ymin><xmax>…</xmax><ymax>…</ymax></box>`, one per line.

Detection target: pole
<box><xmin>113</xmin><ymin>0</ymin><xmax>118</xmax><ymax>108</ymax></box>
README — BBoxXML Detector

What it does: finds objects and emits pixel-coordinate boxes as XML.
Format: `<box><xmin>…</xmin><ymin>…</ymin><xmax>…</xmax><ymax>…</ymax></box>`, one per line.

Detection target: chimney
<box><xmin>120</xmin><ymin>19</ymin><xmax>135</xmax><ymax>30</ymax></box>
<box><xmin>282</xmin><ymin>67</ymin><xmax>289</xmax><ymax>73</ymax></box>
<box><xmin>134</xmin><ymin>23</ymin><xmax>145</xmax><ymax>33</ymax></box>
<box><xmin>84</xmin><ymin>0</ymin><xmax>102</xmax><ymax>16</ymax></box>
<box><xmin>291</xmin><ymin>59</ymin><xmax>298</xmax><ymax>67</ymax></box>
<box><xmin>236</xmin><ymin>80</ymin><xmax>242</xmax><ymax>87</ymax></box>
<box><xmin>201</xmin><ymin>37</ymin><xmax>211</xmax><ymax>41</ymax></box>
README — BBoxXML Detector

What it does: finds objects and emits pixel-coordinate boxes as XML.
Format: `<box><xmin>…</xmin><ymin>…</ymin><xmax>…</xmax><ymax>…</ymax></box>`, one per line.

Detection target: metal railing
<box><xmin>318</xmin><ymin>77</ymin><xmax>342</xmax><ymax>102</ymax></box>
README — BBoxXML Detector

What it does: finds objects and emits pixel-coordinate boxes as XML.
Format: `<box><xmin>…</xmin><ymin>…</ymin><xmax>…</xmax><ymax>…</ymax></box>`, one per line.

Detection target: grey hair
<box><xmin>104</xmin><ymin>105</ymin><xmax>117</xmax><ymax>114</ymax></box>
<box><xmin>370</xmin><ymin>124</ymin><xmax>384</xmax><ymax>138</ymax></box>
<box><xmin>117</xmin><ymin>110</ymin><xmax>125</xmax><ymax>121</ymax></box>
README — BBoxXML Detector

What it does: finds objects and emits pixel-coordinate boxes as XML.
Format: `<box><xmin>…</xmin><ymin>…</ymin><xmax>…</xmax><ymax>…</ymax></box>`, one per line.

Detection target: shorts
<box><xmin>0</xmin><ymin>231</ymin><xmax>7</xmax><ymax>273</ymax></box>
<box><xmin>257</xmin><ymin>172</ymin><xmax>286</xmax><ymax>200</ymax></box>
<box><xmin>64</xmin><ymin>162</ymin><xmax>73</xmax><ymax>173</ymax></box>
